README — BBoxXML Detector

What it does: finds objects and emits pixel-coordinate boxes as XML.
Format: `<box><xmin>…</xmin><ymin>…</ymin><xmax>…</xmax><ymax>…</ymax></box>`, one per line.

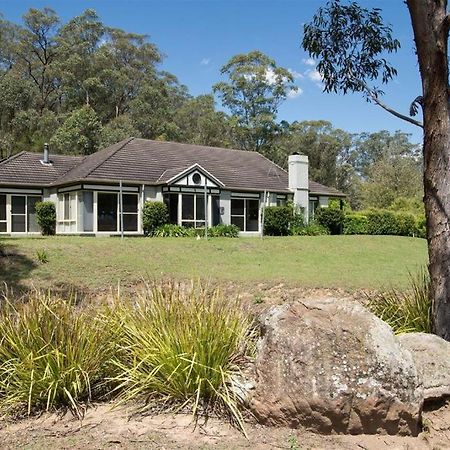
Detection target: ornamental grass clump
<box><xmin>367</xmin><ymin>268</ymin><xmax>432</xmax><ymax>334</ymax></box>
<box><xmin>0</xmin><ymin>291</ymin><xmax>114</xmax><ymax>417</ymax></box>
<box><xmin>107</xmin><ymin>281</ymin><xmax>256</xmax><ymax>430</ymax></box>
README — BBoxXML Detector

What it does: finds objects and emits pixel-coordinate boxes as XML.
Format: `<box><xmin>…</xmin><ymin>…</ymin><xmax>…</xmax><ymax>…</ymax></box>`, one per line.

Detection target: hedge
<box><xmin>315</xmin><ymin>207</ymin><xmax>345</xmax><ymax>235</ymax></box>
<box><xmin>343</xmin><ymin>214</ymin><xmax>368</xmax><ymax>235</ymax></box>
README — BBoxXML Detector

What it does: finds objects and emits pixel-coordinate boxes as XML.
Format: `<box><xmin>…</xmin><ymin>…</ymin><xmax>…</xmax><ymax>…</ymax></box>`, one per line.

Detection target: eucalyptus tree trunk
<box><xmin>407</xmin><ymin>0</ymin><xmax>450</xmax><ymax>339</ymax></box>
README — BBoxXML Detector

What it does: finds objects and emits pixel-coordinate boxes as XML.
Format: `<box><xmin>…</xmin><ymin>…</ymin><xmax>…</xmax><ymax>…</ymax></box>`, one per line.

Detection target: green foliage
<box><xmin>388</xmin><ymin>197</ymin><xmax>425</xmax><ymax>216</ymax></box>
<box><xmin>153</xmin><ymin>224</ymin><xmax>191</xmax><ymax>237</ymax></box>
<box><xmin>315</xmin><ymin>207</ymin><xmax>345</xmax><ymax>235</ymax></box>
<box><xmin>152</xmin><ymin>224</ymin><xmax>240</xmax><ymax>238</ymax></box>
<box><xmin>107</xmin><ymin>282</ymin><xmax>256</xmax><ymax>430</ymax></box>
<box><xmin>263</xmin><ymin>205</ymin><xmax>293</xmax><ymax>236</ymax></box>
<box><xmin>416</xmin><ymin>215</ymin><xmax>427</xmax><ymax>239</ymax></box>
<box><xmin>35</xmin><ymin>249</ymin><xmax>48</xmax><ymax>264</ymax></box>
<box><xmin>0</xmin><ymin>292</ymin><xmax>113</xmax><ymax>416</ymax></box>
<box><xmin>366</xmin><ymin>210</ymin><xmax>417</xmax><ymax>236</ymax></box>
<box><xmin>367</xmin><ymin>269</ymin><xmax>432</xmax><ymax>334</ymax></box>
<box><xmin>213</xmin><ymin>51</ymin><xmax>295</xmax><ymax>152</ymax></box>
<box><xmin>35</xmin><ymin>201</ymin><xmax>56</xmax><ymax>236</ymax></box>
<box><xmin>303</xmin><ymin>1</ymin><xmax>400</xmax><ymax>96</ymax></box>
<box><xmin>291</xmin><ymin>222</ymin><xmax>329</xmax><ymax>236</ymax></box>
<box><xmin>208</xmin><ymin>224</ymin><xmax>240</xmax><ymax>238</ymax></box>
<box><xmin>50</xmin><ymin>106</ymin><xmax>102</xmax><ymax>155</ymax></box>
<box><xmin>343</xmin><ymin>214</ymin><xmax>368</xmax><ymax>235</ymax></box>
<box><xmin>142</xmin><ymin>201</ymin><xmax>169</xmax><ymax>236</ymax></box>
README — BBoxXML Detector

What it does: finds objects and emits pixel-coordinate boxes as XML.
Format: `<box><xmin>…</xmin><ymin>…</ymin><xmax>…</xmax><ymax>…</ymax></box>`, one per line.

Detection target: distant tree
<box><xmin>50</xmin><ymin>106</ymin><xmax>102</xmax><ymax>155</ymax></box>
<box><xmin>100</xmin><ymin>114</ymin><xmax>140</xmax><ymax>147</ymax></box>
<box><xmin>303</xmin><ymin>0</ymin><xmax>450</xmax><ymax>339</ymax></box>
<box><xmin>173</xmin><ymin>94</ymin><xmax>234</xmax><ymax>147</ymax></box>
<box><xmin>214</xmin><ymin>51</ymin><xmax>296</xmax><ymax>153</ymax></box>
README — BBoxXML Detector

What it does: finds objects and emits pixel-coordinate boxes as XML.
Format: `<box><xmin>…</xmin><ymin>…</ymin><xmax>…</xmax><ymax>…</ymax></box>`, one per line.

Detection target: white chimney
<box><xmin>288</xmin><ymin>153</ymin><xmax>309</xmax><ymax>221</ymax></box>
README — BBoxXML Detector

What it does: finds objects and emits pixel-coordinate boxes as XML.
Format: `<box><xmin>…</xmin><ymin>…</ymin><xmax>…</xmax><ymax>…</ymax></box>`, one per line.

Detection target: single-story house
<box><xmin>0</xmin><ymin>137</ymin><xmax>345</xmax><ymax>236</ymax></box>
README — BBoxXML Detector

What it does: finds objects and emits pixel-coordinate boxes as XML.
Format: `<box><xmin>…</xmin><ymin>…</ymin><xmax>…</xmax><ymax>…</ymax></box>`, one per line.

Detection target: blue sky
<box><xmin>0</xmin><ymin>0</ymin><xmax>423</xmax><ymax>143</ymax></box>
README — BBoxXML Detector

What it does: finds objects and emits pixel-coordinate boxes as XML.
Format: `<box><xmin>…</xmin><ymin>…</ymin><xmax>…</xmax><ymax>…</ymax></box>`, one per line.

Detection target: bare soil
<box><xmin>0</xmin><ymin>400</ymin><xmax>449</xmax><ymax>450</ymax></box>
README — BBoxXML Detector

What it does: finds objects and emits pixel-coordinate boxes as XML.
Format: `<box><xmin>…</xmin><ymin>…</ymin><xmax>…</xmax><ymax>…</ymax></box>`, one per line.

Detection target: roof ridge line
<box><xmin>83</xmin><ymin>137</ymin><xmax>135</xmax><ymax>179</ymax></box>
<box><xmin>0</xmin><ymin>151</ymin><xmax>26</xmax><ymax>166</ymax></box>
<box><xmin>256</xmin><ymin>151</ymin><xmax>288</xmax><ymax>175</ymax></box>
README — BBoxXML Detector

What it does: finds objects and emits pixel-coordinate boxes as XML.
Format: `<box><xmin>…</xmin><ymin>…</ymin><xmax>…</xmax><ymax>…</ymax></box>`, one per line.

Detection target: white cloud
<box><xmin>288</xmin><ymin>68</ymin><xmax>304</xmax><ymax>79</ymax></box>
<box><xmin>306</xmin><ymin>69</ymin><xmax>322</xmax><ymax>83</ymax></box>
<box><xmin>287</xmin><ymin>87</ymin><xmax>303</xmax><ymax>99</ymax></box>
<box><xmin>200</xmin><ymin>58</ymin><xmax>210</xmax><ymax>66</ymax></box>
<box><xmin>302</xmin><ymin>58</ymin><xmax>316</xmax><ymax>67</ymax></box>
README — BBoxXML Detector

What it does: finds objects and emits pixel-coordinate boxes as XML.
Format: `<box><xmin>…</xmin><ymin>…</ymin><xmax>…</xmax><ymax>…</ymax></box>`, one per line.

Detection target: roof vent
<box><xmin>41</xmin><ymin>143</ymin><xmax>52</xmax><ymax>166</ymax></box>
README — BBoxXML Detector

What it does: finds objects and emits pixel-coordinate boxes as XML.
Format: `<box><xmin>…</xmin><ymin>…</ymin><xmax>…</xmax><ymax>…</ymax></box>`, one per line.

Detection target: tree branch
<box><xmin>356</xmin><ymin>79</ymin><xmax>424</xmax><ymax>128</ymax></box>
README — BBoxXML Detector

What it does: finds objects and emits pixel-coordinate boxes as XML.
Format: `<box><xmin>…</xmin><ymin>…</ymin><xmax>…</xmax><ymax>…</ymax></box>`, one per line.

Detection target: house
<box><xmin>0</xmin><ymin>137</ymin><xmax>345</xmax><ymax>236</ymax></box>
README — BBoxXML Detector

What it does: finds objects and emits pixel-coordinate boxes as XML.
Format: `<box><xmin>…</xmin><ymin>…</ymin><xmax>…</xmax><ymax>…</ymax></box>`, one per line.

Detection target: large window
<box><xmin>11</xmin><ymin>195</ymin><xmax>41</xmax><ymax>233</ymax></box>
<box><xmin>181</xmin><ymin>194</ymin><xmax>205</xmax><ymax>228</ymax></box>
<box><xmin>164</xmin><ymin>193</ymin><xmax>179</xmax><ymax>224</ymax></box>
<box><xmin>231</xmin><ymin>198</ymin><xmax>259</xmax><ymax>232</ymax></box>
<box><xmin>0</xmin><ymin>195</ymin><xmax>6</xmax><ymax>232</ymax></box>
<box><xmin>309</xmin><ymin>197</ymin><xmax>319</xmax><ymax>220</ymax></box>
<box><xmin>97</xmin><ymin>192</ymin><xmax>139</xmax><ymax>232</ymax></box>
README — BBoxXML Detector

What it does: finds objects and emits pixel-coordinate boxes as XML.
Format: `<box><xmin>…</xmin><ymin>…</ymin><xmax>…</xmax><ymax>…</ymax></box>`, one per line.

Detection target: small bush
<box><xmin>343</xmin><ymin>214</ymin><xmax>368</xmax><ymax>235</ymax></box>
<box><xmin>209</xmin><ymin>224</ymin><xmax>240</xmax><ymax>238</ymax></box>
<box><xmin>35</xmin><ymin>201</ymin><xmax>56</xmax><ymax>236</ymax></box>
<box><xmin>291</xmin><ymin>222</ymin><xmax>329</xmax><ymax>236</ymax></box>
<box><xmin>367</xmin><ymin>269</ymin><xmax>432</xmax><ymax>334</ymax></box>
<box><xmin>153</xmin><ymin>224</ymin><xmax>191</xmax><ymax>237</ymax></box>
<box><xmin>263</xmin><ymin>206</ymin><xmax>293</xmax><ymax>236</ymax></box>
<box><xmin>0</xmin><ymin>292</ymin><xmax>114</xmax><ymax>416</ymax></box>
<box><xmin>142</xmin><ymin>201</ymin><xmax>169</xmax><ymax>236</ymax></box>
<box><xmin>315</xmin><ymin>207</ymin><xmax>345</xmax><ymax>235</ymax></box>
<box><xmin>107</xmin><ymin>282</ymin><xmax>256</xmax><ymax>430</ymax></box>
<box><xmin>35</xmin><ymin>249</ymin><xmax>48</xmax><ymax>264</ymax></box>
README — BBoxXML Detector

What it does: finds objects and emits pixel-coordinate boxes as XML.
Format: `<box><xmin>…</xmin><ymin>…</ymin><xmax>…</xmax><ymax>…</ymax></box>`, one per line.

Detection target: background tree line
<box><xmin>0</xmin><ymin>7</ymin><xmax>422</xmax><ymax>212</ymax></box>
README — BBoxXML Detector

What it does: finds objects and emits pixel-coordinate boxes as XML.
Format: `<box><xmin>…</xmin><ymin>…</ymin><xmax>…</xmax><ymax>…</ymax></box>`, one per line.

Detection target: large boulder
<box><xmin>247</xmin><ymin>298</ymin><xmax>423</xmax><ymax>435</ymax></box>
<box><xmin>397</xmin><ymin>332</ymin><xmax>450</xmax><ymax>400</ymax></box>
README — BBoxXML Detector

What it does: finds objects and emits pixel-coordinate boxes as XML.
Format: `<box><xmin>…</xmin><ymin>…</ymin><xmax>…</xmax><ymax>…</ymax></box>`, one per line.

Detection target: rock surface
<box><xmin>397</xmin><ymin>332</ymin><xmax>450</xmax><ymax>400</ymax></box>
<box><xmin>247</xmin><ymin>298</ymin><xmax>423</xmax><ymax>435</ymax></box>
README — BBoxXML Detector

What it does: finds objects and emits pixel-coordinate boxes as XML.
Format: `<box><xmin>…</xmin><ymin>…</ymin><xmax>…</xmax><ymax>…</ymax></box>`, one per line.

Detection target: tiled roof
<box><xmin>0</xmin><ymin>152</ymin><xmax>83</xmax><ymax>186</ymax></box>
<box><xmin>0</xmin><ymin>138</ymin><xmax>346</xmax><ymax>197</ymax></box>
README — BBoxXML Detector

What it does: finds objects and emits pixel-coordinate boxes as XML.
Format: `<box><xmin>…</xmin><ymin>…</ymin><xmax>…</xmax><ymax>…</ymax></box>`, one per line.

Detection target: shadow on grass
<box><xmin>0</xmin><ymin>241</ymin><xmax>37</xmax><ymax>294</ymax></box>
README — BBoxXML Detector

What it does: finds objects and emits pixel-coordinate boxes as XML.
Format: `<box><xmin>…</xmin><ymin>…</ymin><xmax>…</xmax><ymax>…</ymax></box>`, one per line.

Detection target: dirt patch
<box><xmin>0</xmin><ymin>401</ymin><xmax>449</xmax><ymax>449</ymax></box>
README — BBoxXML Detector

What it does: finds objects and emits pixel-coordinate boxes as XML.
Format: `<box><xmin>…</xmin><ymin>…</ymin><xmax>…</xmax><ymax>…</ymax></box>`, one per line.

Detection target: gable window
<box><xmin>231</xmin><ymin>198</ymin><xmax>259</xmax><ymax>232</ymax></box>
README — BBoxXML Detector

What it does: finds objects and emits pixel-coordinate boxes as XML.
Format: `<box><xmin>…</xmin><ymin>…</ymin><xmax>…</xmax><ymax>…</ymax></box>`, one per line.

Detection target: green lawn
<box><xmin>0</xmin><ymin>236</ymin><xmax>427</xmax><ymax>290</ymax></box>
<box><xmin>0</xmin><ymin>235</ymin><xmax>427</xmax><ymax>292</ymax></box>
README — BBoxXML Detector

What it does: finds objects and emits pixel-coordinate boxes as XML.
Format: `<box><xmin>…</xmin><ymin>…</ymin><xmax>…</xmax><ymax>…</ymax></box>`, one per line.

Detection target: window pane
<box><xmin>231</xmin><ymin>199</ymin><xmax>244</xmax><ymax>216</ymax></box>
<box><xmin>83</xmin><ymin>191</ymin><xmax>94</xmax><ymax>232</ymax></box>
<box><xmin>0</xmin><ymin>195</ymin><xmax>6</xmax><ymax>221</ymax></box>
<box><xmin>231</xmin><ymin>216</ymin><xmax>244</xmax><ymax>231</ymax></box>
<box><xmin>164</xmin><ymin>194</ymin><xmax>179</xmax><ymax>224</ymax></box>
<box><xmin>246</xmin><ymin>199</ymin><xmax>259</xmax><ymax>232</ymax></box>
<box><xmin>212</xmin><ymin>196</ymin><xmax>220</xmax><ymax>226</ymax></box>
<box><xmin>196</xmin><ymin>195</ymin><xmax>205</xmax><ymax>220</ymax></box>
<box><xmin>122</xmin><ymin>194</ymin><xmax>138</xmax><ymax>213</ymax></box>
<box><xmin>98</xmin><ymin>193</ymin><xmax>118</xmax><ymax>232</ymax></box>
<box><xmin>12</xmin><ymin>196</ymin><xmax>25</xmax><ymax>214</ymax></box>
<box><xmin>195</xmin><ymin>221</ymin><xmax>205</xmax><ymax>229</ymax></box>
<box><xmin>27</xmin><ymin>196</ymin><xmax>41</xmax><ymax>232</ymax></box>
<box><xmin>64</xmin><ymin>194</ymin><xmax>70</xmax><ymax>220</ymax></box>
<box><xmin>123</xmin><ymin>214</ymin><xmax>138</xmax><ymax>231</ymax></box>
<box><xmin>0</xmin><ymin>222</ymin><xmax>6</xmax><ymax>232</ymax></box>
<box><xmin>182</xmin><ymin>194</ymin><xmax>194</xmax><ymax>220</ymax></box>
<box><xmin>182</xmin><ymin>221</ymin><xmax>195</xmax><ymax>228</ymax></box>
<box><xmin>12</xmin><ymin>214</ymin><xmax>25</xmax><ymax>232</ymax></box>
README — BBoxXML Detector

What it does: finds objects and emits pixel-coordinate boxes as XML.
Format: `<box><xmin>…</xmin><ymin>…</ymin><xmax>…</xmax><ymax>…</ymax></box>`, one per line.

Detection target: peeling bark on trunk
<box><xmin>407</xmin><ymin>0</ymin><xmax>450</xmax><ymax>339</ymax></box>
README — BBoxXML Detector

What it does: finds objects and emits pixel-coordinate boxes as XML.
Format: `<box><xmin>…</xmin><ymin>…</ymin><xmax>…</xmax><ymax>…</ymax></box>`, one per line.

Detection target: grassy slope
<box><xmin>1</xmin><ymin>235</ymin><xmax>427</xmax><ymax>292</ymax></box>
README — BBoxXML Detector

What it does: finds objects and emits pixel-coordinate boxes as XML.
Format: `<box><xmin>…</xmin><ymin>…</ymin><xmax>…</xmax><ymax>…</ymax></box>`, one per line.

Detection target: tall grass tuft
<box><xmin>0</xmin><ymin>291</ymin><xmax>114</xmax><ymax>417</ymax></box>
<box><xmin>107</xmin><ymin>281</ymin><xmax>256</xmax><ymax>431</ymax></box>
<box><xmin>367</xmin><ymin>268</ymin><xmax>432</xmax><ymax>334</ymax></box>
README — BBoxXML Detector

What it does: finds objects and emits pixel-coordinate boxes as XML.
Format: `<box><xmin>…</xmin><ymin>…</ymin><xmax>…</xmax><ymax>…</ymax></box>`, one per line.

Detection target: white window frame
<box><xmin>179</xmin><ymin>193</ymin><xmax>207</xmax><ymax>228</ymax></box>
<box><xmin>10</xmin><ymin>194</ymin><xmax>42</xmax><ymax>233</ymax></box>
<box><xmin>0</xmin><ymin>194</ymin><xmax>8</xmax><ymax>233</ymax></box>
<box><xmin>58</xmin><ymin>192</ymin><xmax>77</xmax><ymax>224</ymax></box>
<box><xmin>231</xmin><ymin>197</ymin><xmax>260</xmax><ymax>232</ymax></box>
